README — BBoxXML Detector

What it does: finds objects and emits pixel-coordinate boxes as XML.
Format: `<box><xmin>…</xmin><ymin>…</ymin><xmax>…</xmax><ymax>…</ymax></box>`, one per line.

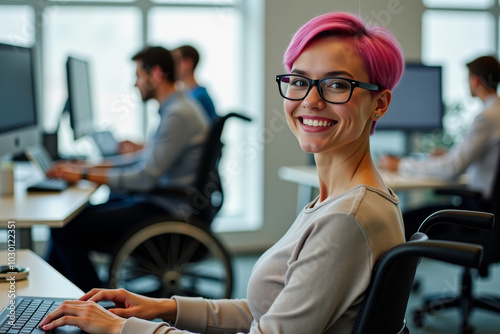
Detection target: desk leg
<box><xmin>296</xmin><ymin>184</ymin><xmax>313</xmax><ymax>216</ymax></box>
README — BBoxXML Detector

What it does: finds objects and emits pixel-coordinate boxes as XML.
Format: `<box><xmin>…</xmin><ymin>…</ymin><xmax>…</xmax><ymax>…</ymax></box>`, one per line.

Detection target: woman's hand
<box><xmin>39</xmin><ymin>300</ymin><xmax>126</xmax><ymax>334</ymax></box>
<box><xmin>81</xmin><ymin>288</ymin><xmax>177</xmax><ymax>322</ymax></box>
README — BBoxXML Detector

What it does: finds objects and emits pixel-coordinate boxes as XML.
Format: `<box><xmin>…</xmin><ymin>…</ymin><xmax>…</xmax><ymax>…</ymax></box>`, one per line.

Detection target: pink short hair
<box><xmin>284</xmin><ymin>12</ymin><xmax>404</xmax><ymax>91</ymax></box>
<box><xmin>283</xmin><ymin>12</ymin><xmax>404</xmax><ymax>133</ymax></box>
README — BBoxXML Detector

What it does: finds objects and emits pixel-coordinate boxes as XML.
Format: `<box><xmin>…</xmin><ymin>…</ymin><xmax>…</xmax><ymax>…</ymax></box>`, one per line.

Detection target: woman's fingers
<box><xmin>41</xmin><ymin>315</ymin><xmax>80</xmax><ymax>331</ymax></box>
<box><xmin>87</xmin><ymin>288</ymin><xmax>128</xmax><ymax>308</ymax></box>
<box><xmin>40</xmin><ymin>300</ymin><xmax>126</xmax><ymax>334</ymax></box>
<box><xmin>39</xmin><ymin>301</ymin><xmax>82</xmax><ymax>327</ymax></box>
<box><xmin>79</xmin><ymin>288</ymin><xmax>102</xmax><ymax>301</ymax></box>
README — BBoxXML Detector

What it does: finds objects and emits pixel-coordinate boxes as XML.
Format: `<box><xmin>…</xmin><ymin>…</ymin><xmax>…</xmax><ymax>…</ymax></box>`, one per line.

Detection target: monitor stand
<box><xmin>43</xmin><ymin>132</ymin><xmax>60</xmax><ymax>160</ymax></box>
<box><xmin>42</xmin><ymin>101</ymin><xmax>87</xmax><ymax>161</ymax></box>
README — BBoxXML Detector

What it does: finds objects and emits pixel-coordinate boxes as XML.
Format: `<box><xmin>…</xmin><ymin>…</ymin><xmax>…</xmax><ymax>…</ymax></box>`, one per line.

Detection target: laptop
<box><xmin>0</xmin><ymin>296</ymin><xmax>85</xmax><ymax>333</ymax></box>
<box><xmin>24</xmin><ymin>144</ymin><xmax>68</xmax><ymax>192</ymax></box>
<box><xmin>90</xmin><ymin>130</ymin><xmax>119</xmax><ymax>157</ymax></box>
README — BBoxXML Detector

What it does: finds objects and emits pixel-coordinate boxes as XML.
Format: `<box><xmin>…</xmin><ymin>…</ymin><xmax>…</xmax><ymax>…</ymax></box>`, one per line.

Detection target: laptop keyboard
<box><xmin>0</xmin><ymin>298</ymin><xmax>60</xmax><ymax>334</ymax></box>
<box><xmin>27</xmin><ymin>178</ymin><xmax>69</xmax><ymax>192</ymax></box>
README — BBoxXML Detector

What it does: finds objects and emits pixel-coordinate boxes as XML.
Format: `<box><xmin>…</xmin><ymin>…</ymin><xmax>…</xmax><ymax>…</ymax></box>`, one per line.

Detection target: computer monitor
<box><xmin>65</xmin><ymin>56</ymin><xmax>94</xmax><ymax>140</ymax></box>
<box><xmin>376</xmin><ymin>64</ymin><xmax>443</xmax><ymax>131</ymax></box>
<box><xmin>0</xmin><ymin>42</ymin><xmax>40</xmax><ymax>157</ymax></box>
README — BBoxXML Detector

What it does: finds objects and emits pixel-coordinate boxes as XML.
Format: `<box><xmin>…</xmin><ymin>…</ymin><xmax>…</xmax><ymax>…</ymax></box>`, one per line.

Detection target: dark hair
<box><xmin>174</xmin><ymin>45</ymin><xmax>200</xmax><ymax>70</ymax></box>
<box><xmin>131</xmin><ymin>46</ymin><xmax>176</xmax><ymax>82</ymax></box>
<box><xmin>467</xmin><ymin>56</ymin><xmax>500</xmax><ymax>90</ymax></box>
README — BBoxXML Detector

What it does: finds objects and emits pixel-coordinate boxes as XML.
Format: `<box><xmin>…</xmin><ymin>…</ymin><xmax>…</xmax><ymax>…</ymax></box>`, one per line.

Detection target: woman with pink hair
<box><xmin>41</xmin><ymin>12</ymin><xmax>405</xmax><ymax>334</ymax></box>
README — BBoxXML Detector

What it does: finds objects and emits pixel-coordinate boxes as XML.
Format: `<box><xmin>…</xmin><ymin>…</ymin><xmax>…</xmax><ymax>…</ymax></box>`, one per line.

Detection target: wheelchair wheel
<box><xmin>108</xmin><ymin>220</ymin><xmax>233</xmax><ymax>299</ymax></box>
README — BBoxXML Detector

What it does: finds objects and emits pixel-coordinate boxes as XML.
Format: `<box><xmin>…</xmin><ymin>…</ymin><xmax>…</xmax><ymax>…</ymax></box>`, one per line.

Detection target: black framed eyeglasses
<box><xmin>276</xmin><ymin>74</ymin><xmax>380</xmax><ymax>104</ymax></box>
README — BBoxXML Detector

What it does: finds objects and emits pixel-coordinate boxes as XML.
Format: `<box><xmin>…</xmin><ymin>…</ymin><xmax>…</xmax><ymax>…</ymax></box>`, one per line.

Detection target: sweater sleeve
<box><xmin>121</xmin><ymin>317</ymin><xmax>189</xmax><ymax>334</ymax></box>
<box><xmin>120</xmin><ymin>298</ymin><xmax>253</xmax><ymax>334</ymax></box>
<box><xmin>398</xmin><ymin>113</ymin><xmax>492</xmax><ymax>179</ymax></box>
<box><xmin>173</xmin><ymin>297</ymin><xmax>253</xmax><ymax>333</ymax></box>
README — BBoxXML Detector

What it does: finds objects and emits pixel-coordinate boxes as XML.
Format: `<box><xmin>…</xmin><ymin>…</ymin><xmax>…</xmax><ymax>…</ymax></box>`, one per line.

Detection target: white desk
<box><xmin>0</xmin><ymin>164</ymin><xmax>99</xmax><ymax>247</ymax></box>
<box><xmin>279</xmin><ymin>165</ymin><xmax>467</xmax><ymax>214</ymax></box>
<box><xmin>0</xmin><ymin>180</ymin><xmax>98</xmax><ymax>229</ymax></box>
<box><xmin>0</xmin><ymin>249</ymin><xmax>83</xmax><ymax>309</ymax></box>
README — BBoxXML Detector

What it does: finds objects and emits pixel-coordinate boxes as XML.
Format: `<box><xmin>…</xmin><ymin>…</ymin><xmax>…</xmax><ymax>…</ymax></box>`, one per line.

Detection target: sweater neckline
<box><xmin>305</xmin><ymin>184</ymin><xmax>398</xmax><ymax>211</ymax></box>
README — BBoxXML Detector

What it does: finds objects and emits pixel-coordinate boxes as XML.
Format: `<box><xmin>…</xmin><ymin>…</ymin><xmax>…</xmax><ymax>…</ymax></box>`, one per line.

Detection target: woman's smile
<box><xmin>298</xmin><ymin>116</ymin><xmax>337</xmax><ymax>132</ymax></box>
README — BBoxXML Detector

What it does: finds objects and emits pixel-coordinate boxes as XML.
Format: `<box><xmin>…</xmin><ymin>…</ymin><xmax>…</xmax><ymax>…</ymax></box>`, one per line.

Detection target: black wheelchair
<box><xmin>107</xmin><ymin>112</ymin><xmax>251</xmax><ymax>299</ymax></box>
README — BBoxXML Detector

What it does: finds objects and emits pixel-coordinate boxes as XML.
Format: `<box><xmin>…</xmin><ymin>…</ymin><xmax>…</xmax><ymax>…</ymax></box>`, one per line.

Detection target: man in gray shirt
<box><xmin>46</xmin><ymin>46</ymin><xmax>210</xmax><ymax>291</ymax></box>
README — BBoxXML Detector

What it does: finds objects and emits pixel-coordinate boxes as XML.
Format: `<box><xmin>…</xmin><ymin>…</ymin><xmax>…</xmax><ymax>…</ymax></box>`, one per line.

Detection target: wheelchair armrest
<box><xmin>395</xmin><ymin>240</ymin><xmax>483</xmax><ymax>269</ymax></box>
<box><xmin>223</xmin><ymin>112</ymin><xmax>252</xmax><ymax>123</ymax></box>
<box><xmin>417</xmin><ymin>209</ymin><xmax>494</xmax><ymax>234</ymax></box>
<box><xmin>351</xmin><ymin>239</ymin><xmax>483</xmax><ymax>334</ymax></box>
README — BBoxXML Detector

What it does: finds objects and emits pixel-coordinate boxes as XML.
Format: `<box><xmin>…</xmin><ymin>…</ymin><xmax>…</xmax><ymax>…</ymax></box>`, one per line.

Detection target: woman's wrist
<box><xmin>157</xmin><ymin>298</ymin><xmax>177</xmax><ymax>323</ymax></box>
<box><xmin>112</xmin><ymin>317</ymin><xmax>127</xmax><ymax>334</ymax></box>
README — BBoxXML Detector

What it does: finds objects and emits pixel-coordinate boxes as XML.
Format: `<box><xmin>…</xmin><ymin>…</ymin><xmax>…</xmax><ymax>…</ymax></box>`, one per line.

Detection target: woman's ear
<box><xmin>371</xmin><ymin>89</ymin><xmax>392</xmax><ymax>121</ymax></box>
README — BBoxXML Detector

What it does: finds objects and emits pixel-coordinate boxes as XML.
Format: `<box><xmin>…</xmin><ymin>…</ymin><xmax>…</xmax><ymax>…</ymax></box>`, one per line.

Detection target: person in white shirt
<box><xmin>379</xmin><ymin>55</ymin><xmax>500</xmax><ymax>240</ymax></box>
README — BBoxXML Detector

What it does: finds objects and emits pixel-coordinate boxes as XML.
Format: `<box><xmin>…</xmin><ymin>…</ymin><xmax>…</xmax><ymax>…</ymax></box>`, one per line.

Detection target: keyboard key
<box><xmin>1</xmin><ymin>298</ymin><xmax>59</xmax><ymax>334</ymax></box>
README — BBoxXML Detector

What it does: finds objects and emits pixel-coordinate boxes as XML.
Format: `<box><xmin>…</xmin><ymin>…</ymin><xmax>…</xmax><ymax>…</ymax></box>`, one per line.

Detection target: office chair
<box><xmin>411</xmin><ymin>152</ymin><xmax>500</xmax><ymax>334</ymax></box>
<box><xmin>352</xmin><ymin>209</ymin><xmax>493</xmax><ymax>334</ymax></box>
<box><xmin>107</xmin><ymin>112</ymin><xmax>251</xmax><ymax>299</ymax></box>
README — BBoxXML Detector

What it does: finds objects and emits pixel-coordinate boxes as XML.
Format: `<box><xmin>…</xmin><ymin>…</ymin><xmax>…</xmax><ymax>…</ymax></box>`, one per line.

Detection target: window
<box><xmin>147</xmin><ymin>7</ymin><xmax>250</xmax><ymax>226</ymax></box>
<box><xmin>43</xmin><ymin>6</ymin><xmax>143</xmax><ymax>150</ymax></box>
<box><xmin>0</xmin><ymin>6</ymin><xmax>34</xmax><ymax>46</ymax></box>
<box><xmin>422</xmin><ymin>3</ymin><xmax>497</xmax><ymax>142</ymax></box>
<box><xmin>423</xmin><ymin>0</ymin><xmax>493</xmax><ymax>9</ymax></box>
<box><xmin>422</xmin><ymin>11</ymin><xmax>494</xmax><ymax>104</ymax></box>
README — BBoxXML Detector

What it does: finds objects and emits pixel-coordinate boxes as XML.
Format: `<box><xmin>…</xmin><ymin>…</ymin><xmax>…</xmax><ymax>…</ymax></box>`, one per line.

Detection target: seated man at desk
<box><xmin>46</xmin><ymin>46</ymin><xmax>210</xmax><ymax>291</ymax></box>
<box><xmin>379</xmin><ymin>55</ymin><xmax>500</xmax><ymax>240</ymax></box>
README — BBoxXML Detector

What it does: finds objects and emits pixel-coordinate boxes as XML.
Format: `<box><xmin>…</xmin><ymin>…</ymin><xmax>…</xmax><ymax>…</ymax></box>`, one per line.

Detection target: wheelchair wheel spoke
<box><xmin>177</xmin><ymin>238</ymin><xmax>202</xmax><ymax>265</ymax></box>
<box><xmin>142</xmin><ymin>238</ymin><xmax>169</xmax><ymax>269</ymax></box>
<box><xmin>128</xmin><ymin>249</ymin><xmax>165</xmax><ymax>276</ymax></box>
<box><xmin>123</xmin><ymin>263</ymin><xmax>158</xmax><ymax>279</ymax></box>
<box><xmin>163</xmin><ymin>233</ymin><xmax>180</xmax><ymax>268</ymax></box>
<box><xmin>181</xmin><ymin>271</ymin><xmax>225</xmax><ymax>283</ymax></box>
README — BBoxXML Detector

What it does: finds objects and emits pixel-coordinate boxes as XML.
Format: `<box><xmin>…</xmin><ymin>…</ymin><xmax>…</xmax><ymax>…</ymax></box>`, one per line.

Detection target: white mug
<box><xmin>0</xmin><ymin>163</ymin><xmax>14</xmax><ymax>196</ymax></box>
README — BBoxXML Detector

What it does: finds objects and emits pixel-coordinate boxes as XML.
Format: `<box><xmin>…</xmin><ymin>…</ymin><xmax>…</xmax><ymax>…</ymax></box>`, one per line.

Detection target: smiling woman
<box><xmin>40</xmin><ymin>12</ymin><xmax>406</xmax><ymax>334</ymax></box>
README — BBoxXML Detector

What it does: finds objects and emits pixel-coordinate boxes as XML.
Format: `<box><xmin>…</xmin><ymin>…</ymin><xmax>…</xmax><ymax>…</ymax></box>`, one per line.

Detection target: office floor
<box><xmin>405</xmin><ymin>259</ymin><xmax>500</xmax><ymax>334</ymax></box>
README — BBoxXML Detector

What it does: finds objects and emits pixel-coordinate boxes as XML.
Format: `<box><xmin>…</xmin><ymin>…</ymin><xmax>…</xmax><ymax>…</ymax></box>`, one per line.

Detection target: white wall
<box><xmin>220</xmin><ymin>0</ymin><xmax>425</xmax><ymax>253</ymax></box>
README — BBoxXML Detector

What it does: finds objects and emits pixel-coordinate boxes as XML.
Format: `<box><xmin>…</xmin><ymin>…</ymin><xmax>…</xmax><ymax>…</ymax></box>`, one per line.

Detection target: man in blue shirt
<box><xmin>172</xmin><ymin>45</ymin><xmax>217</xmax><ymax>121</ymax></box>
<box><xmin>46</xmin><ymin>46</ymin><xmax>210</xmax><ymax>291</ymax></box>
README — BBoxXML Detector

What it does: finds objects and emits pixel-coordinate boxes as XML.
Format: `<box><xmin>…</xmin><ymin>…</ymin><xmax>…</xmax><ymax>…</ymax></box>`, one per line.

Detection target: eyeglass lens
<box><xmin>279</xmin><ymin>75</ymin><xmax>352</xmax><ymax>103</ymax></box>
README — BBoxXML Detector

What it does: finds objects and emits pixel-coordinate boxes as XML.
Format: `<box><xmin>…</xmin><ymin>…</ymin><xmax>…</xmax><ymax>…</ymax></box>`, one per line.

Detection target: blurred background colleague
<box><xmin>45</xmin><ymin>45</ymin><xmax>210</xmax><ymax>291</ymax></box>
<box><xmin>379</xmin><ymin>55</ymin><xmax>500</xmax><ymax>240</ymax></box>
<box><xmin>172</xmin><ymin>45</ymin><xmax>217</xmax><ymax>121</ymax></box>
